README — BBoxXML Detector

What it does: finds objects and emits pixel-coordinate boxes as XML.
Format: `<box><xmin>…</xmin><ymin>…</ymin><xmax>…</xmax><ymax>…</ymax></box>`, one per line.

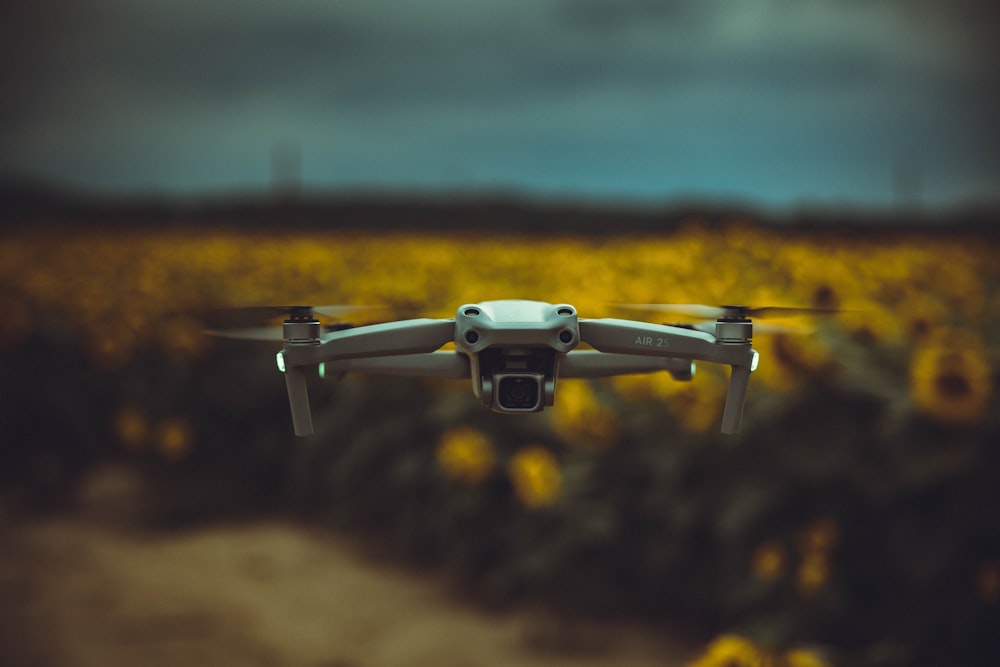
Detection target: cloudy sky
<box><xmin>2</xmin><ymin>0</ymin><xmax>998</xmax><ymax>207</ymax></box>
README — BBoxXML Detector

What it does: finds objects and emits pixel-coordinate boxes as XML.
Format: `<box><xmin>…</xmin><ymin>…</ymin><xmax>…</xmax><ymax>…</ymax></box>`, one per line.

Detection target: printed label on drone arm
<box><xmin>635</xmin><ymin>335</ymin><xmax>668</xmax><ymax>348</ymax></box>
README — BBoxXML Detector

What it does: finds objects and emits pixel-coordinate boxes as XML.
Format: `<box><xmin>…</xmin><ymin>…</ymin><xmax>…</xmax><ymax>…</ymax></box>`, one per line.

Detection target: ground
<box><xmin>0</xmin><ymin>465</ymin><xmax>697</xmax><ymax>667</ymax></box>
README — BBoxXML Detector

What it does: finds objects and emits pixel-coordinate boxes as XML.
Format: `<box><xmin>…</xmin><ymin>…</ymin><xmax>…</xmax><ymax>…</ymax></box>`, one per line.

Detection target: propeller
<box><xmin>202</xmin><ymin>304</ymin><xmax>381</xmax><ymax>341</ymax></box>
<box><xmin>206</xmin><ymin>304</ymin><xmax>383</xmax><ymax>321</ymax></box>
<box><xmin>203</xmin><ymin>326</ymin><xmax>289</xmax><ymax>342</ymax></box>
<box><xmin>686</xmin><ymin>321</ymin><xmax>813</xmax><ymax>336</ymax></box>
<box><xmin>614</xmin><ymin>303</ymin><xmax>843</xmax><ymax>320</ymax></box>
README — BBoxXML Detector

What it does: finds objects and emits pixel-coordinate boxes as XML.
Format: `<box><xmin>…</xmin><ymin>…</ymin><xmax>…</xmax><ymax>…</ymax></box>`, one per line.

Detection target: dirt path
<box><xmin>1</xmin><ymin>467</ymin><xmax>698</xmax><ymax>667</ymax></box>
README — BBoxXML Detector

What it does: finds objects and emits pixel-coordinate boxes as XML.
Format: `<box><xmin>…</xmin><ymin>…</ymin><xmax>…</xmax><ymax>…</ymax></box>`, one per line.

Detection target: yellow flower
<box><xmin>899</xmin><ymin>294</ymin><xmax>949</xmax><ymax>343</ymax></box>
<box><xmin>610</xmin><ymin>372</ymin><xmax>675</xmax><ymax>402</ymax></box>
<box><xmin>155</xmin><ymin>418</ymin><xmax>195</xmax><ymax>462</ymax></box>
<box><xmin>751</xmin><ymin>540</ymin><xmax>788</xmax><ymax>582</ymax></box>
<box><xmin>661</xmin><ymin>372</ymin><xmax>726</xmax><ymax>433</ymax></box>
<box><xmin>836</xmin><ymin>302</ymin><xmax>902</xmax><ymax>347</ymax></box>
<box><xmin>909</xmin><ymin>329</ymin><xmax>992</xmax><ymax>425</ymax></box>
<box><xmin>785</xmin><ymin>648</ymin><xmax>833</xmax><ymax>667</ymax></box>
<box><xmin>977</xmin><ymin>560</ymin><xmax>1000</xmax><ymax>605</ymax></box>
<box><xmin>687</xmin><ymin>634</ymin><xmax>834</xmax><ymax>667</ymax></box>
<box><xmin>797</xmin><ymin>518</ymin><xmax>840</xmax><ymax>555</ymax></box>
<box><xmin>551</xmin><ymin>380</ymin><xmax>618</xmax><ymax>446</ymax></box>
<box><xmin>114</xmin><ymin>406</ymin><xmax>148</xmax><ymax>452</ymax></box>
<box><xmin>158</xmin><ymin>315</ymin><xmax>207</xmax><ymax>360</ymax></box>
<box><xmin>508</xmin><ymin>446</ymin><xmax>562</xmax><ymax>508</ymax></box>
<box><xmin>686</xmin><ymin>634</ymin><xmax>762</xmax><ymax>667</ymax></box>
<box><xmin>435</xmin><ymin>427</ymin><xmax>495</xmax><ymax>485</ymax></box>
<box><xmin>796</xmin><ymin>553</ymin><xmax>830</xmax><ymax>599</ymax></box>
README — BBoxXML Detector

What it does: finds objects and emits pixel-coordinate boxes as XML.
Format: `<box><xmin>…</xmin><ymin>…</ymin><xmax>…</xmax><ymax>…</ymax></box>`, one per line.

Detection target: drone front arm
<box><xmin>578</xmin><ymin>318</ymin><xmax>736</xmax><ymax>362</ymax></box>
<box><xmin>280</xmin><ymin>318</ymin><xmax>456</xmax><ymax>436</ymax></box>
<box><xmin>579</xmin><ymin>318</ymin><xmax>757</xmax><ymax>434</ymax></box>
<box><xmin>284</xmin><ymin>318</ymin><xmax>456</xmax><ymax>367</ymax></box>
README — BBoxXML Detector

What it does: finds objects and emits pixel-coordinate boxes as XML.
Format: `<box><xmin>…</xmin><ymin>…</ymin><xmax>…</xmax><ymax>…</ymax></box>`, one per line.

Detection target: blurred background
<box><xmin>1</xmin><ymin>2</ymin><xmax>999</xmax><ymax>666</ymax></box>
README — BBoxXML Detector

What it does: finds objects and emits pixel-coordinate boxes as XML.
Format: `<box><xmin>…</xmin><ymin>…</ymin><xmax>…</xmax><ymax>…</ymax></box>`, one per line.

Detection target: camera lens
<box><xmin>497</xmin><ymin>375</ymin><xmax>540</xmax><ymax>410</ymax></box>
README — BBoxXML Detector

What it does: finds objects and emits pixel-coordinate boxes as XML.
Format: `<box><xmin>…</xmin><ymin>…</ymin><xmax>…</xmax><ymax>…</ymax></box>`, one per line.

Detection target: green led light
<box><xmin>318</xmin><ymin>362</ymin><xmax>326</xmax><ymax>379</ymax></box>
<box><xmin>276</xmin><ymin>350</ymin><xmax>286</xmax><ymax>373</ymax></box>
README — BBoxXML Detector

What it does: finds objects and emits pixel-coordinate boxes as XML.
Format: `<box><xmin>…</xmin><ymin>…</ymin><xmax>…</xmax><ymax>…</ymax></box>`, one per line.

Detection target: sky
<box><xmin>1</xmin><ymin>0</ymin><xmax>999</xmax><ymax>208</ymax></box>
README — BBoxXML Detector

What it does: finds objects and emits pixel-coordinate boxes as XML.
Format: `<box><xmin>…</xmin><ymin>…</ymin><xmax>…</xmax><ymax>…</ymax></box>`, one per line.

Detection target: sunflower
<box><xmin>686</xmin><ymin>634</ymin><xmax>833</xmax><ymax>667</ymax></box>
<box><xmin>114</xmin><ymin>406</ymin><xmax>149</xmax><ymax>453</ymax></box>
<box><xmin>686</xmin><ymin>634</ymin><xmax>762</xmax><ymax>667</ymax></box>
<box><xmin>751</xmin><ymin>540</ymin><xmax>788</xmax><ymax>582</ymax></box>
<box><xmin>655</xmin><ymin>370</ymin><xmax>727</xmax><ymax>433</ymax></box>
<box><xmin>508</xmin><ymin>446</ymin><xmax>562</xmax><ymax>508</ymax></box>
<box><xmin>435</xmin><ymin>427</ymin><xmax>495</xmax><ymax>485</ymax></box>
<box><xmin>155</xmin><ymin>417</ymin><xmax>196</xmax><ymax>463</ymax></box>
<box><xmin>909</xmin><ymin>329</ymin><xmax>992</xmax><ymax>425</ymax></box>
<box><xmin>976</xmin><ymin>560</ymin><xmax>1000</xmax><ymax>605</ymax></box>
<box><xmin>797</xmin><ymin>517</ymin><xmax>840</xmax><ymax>555</ymax></box>
<box><xmin>551</xmin><ymin>380</ymin><xmax>618</xmax><ymax>447</ymax></box>
<box><xmin>796</xmin><ymin>553</ymin><xmax>831</xmax><ymax>599</ymax></box>
<box><xmin>836</xmin><ymin>301</ymin><xmax>902</xmax><ymax>347</ymax></box>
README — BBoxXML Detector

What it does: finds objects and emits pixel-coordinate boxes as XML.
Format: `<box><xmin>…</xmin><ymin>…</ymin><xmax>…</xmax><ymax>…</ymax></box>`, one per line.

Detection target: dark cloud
<box><xmin>1</xmin><ymin>0</ymin><xmax>997</xmax><ymax>204</ymax></box>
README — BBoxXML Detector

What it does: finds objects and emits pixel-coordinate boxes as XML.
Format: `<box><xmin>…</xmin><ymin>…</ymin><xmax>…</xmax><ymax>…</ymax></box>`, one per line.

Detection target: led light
<box><xmin>750</xmin><ymin>350</ymin><xmax>760</xmax><ymax>372</ymax></box>
<box><xmin>690</xmin><ymin>361</ymin><xmax>697</xmax><ymax>378</ymax></box>
<box><xmin>276</xmin><ymin>350</ymin><xmax>286</xmax><ymax>373</ymax></box>
<box><xmin>318</xmin><ymin>362</ymin><xmax>326</xmax><ymax>379</ymax></box>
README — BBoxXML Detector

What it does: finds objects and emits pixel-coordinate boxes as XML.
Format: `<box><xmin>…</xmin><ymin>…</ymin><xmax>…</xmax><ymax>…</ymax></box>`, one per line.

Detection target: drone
<box><xmin>210</xmin><ymin>300</ymin><xmax>830</xmax><ymax>437</ymax></box>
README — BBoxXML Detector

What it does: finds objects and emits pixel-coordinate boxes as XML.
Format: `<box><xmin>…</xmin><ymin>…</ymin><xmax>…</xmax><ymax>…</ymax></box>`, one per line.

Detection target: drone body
<box><xmin>268</xmin><ymin>299</ymin><xmax>760</xmax><ymax>437</ymax></box>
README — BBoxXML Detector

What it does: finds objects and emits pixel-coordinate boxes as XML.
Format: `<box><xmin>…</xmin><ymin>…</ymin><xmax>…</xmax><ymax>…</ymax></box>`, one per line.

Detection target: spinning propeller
<box><xmin>613</xmin><ymin>303</ymin><xmax>844</xmax><ymax>335</ymax></box>
<box><xmin>615</xmin><ymin>303</ymin><xmax>843</xmax><ymax>320</ymax></box>
<box><xmin>204</xmin><ymin>304</ymin><xmax>383</xmax><ymax>341</ymax></box>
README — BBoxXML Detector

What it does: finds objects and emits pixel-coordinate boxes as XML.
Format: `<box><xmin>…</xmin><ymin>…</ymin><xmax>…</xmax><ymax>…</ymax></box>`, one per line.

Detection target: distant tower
<box><xmin>270</xmin><ymin>141</ymin><xmax>302</xmax><ymax>197</ymax></box>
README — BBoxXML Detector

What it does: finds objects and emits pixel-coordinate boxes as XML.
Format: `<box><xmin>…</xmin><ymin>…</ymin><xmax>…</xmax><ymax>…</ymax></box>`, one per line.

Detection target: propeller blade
<box><xmin>752</xmin><ymin>322</ymin><xmax>814</xmax><ymax>335</ymax></box>
<box><xmin>202</xmin><ymin>304</ymin><xmax>384</xmax><ymax>324</ymax></box>
<box><xmin>205</xmin><ymin>321</ymin><xmax>358</xmax><ymax>342</ymax></box>
<box><xmin>745</xmin><ymin>306</ymin><xmax>842</xmax><ymax>318</ymax></box>
<box><xmin>312</xmin><ymin>305</ymin><xmax>385</xmax><ymax>318</ymax></box>
<box><xmin>615</xmin><ymin>303</ymin><xmax>843</xmax><ymax>320</ymax></box>
<box><xmin>687</xmin><ymin>322</ymin><xmax>812</xmax><ymax>335</ymax></box>
<box><xmin>204</xmin><ymin>327</ymin><xmax>283</xmax><ymax>341</ymax></box>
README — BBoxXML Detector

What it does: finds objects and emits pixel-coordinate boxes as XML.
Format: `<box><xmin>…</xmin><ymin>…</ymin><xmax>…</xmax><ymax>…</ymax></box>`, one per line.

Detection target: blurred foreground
<box><xmin>0</xmin><ymin>465</ymin><xmax>695</xmax><ymax>667</ymax></box>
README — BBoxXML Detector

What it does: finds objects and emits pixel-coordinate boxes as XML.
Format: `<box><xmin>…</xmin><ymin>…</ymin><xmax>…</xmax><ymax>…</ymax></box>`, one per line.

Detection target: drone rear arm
<box><xmin>579</xmin><ymin>319</ymin><xmax>757</xmax><ymax>434</ymax></box>
<box><xmin>560</xmin><ymin>351</ymin><xmax>694</xmax><ymax>379</ymax></box>
<box><xmin>321</xmin><ymin>351</ymin><xmax>469</xmax><ymax>379</ymax></box>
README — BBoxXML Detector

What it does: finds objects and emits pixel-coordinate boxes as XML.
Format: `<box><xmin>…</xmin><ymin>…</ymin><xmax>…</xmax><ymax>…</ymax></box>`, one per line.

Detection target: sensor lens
<box><xmin>497</xmin><ymin>375</ymin><xmax>541</xmax><ymax>410</ymax></box>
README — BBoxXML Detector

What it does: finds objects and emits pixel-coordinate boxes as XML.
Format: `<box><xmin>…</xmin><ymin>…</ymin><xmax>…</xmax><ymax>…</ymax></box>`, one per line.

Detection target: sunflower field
<box><xmin>1</xmin><ymin>214</ymin><xmax>999</xmax><ymax>666</ymax></box>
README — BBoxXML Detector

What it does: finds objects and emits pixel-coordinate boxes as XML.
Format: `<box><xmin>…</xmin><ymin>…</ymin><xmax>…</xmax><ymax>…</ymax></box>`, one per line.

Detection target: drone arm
<box><xmin>280</xmin><ymin>318</ymin><xmax>456</xmax><ymax>436</ymax></box>
<box><xmin>322</xmin><ymin>351</ymin><xmax>469</xmax><ymax>379</ymax></box>
<box><xmin>284</xmin><ymin>366</ymin><xmax>314</xmax><ymax>436</ymax></box>
<box><xmin>560</xmin><ymin>351</ymin><xmax>694</xmax><ymax>379</ymax></box>
<box><xmin>721</xmin><ymin>364</ymin><xmax>752</xmax><ymax>435</ymax></box>
<box><xmin>284</xmin><ymin>318</ymin><xmax>456</xmax><ymax>367</ymax></box>
<box><xmin>578</xmin><ymin>319</ymin><xmax>741</xmax><ymax>363</ymax></box>
<box><xmin>579</xmin><ymin>319</ymin><xmax>757</xmax><ymax>434</ymax></box>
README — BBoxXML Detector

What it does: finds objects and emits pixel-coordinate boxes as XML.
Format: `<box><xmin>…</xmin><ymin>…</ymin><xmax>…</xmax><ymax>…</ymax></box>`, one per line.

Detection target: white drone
<box><xmin>211</xmin><ymin>299</ymin><xmax>827</xmax><ymax>437</ymax></box>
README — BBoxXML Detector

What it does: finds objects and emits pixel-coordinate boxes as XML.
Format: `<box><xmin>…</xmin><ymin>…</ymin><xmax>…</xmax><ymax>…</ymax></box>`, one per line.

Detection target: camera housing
<box><xmin>495</xmin><ymin>374</ymin><xmax>542</xmax><ymax>411</ymax></box>
<box><xmin>455</xmin><ymin>300</ymin><xmax>579</xmax><ymax>414</ymax></box>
